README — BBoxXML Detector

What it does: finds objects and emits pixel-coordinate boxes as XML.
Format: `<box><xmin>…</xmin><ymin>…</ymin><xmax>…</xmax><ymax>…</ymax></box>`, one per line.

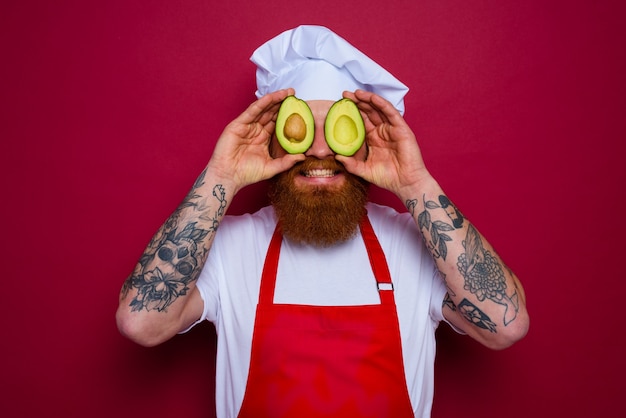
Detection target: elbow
<box><xmin>484</xmin><ymin>314</ymin><xmax>530</xmax><ymax>351</ymax></box>
<box><xmin>116</xmin><ymin>307</ymin><xmax>170</xmax><ymax>348</ymax></box>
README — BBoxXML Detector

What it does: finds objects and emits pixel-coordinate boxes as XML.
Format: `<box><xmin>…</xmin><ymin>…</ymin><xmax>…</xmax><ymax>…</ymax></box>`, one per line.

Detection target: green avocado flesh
<box><xmin>276</xmin><ymin>96</ymin><xmax>315</xmax><ymax>154</ymax></box>
<box><xmin>324</xmin><ymin>98</ymin><xmax>365</xmax><ymax>156</ymax></box>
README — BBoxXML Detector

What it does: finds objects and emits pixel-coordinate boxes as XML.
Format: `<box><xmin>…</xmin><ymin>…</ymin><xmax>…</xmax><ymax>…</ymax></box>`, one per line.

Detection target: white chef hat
<box><xmin>251</xmin><ymin>25</ymin><xmax>410</xmax><ymax>115</ymax></box>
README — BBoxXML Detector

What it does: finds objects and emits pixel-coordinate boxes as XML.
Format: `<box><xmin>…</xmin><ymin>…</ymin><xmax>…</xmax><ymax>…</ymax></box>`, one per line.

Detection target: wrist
<box><xmin>203</xmin><ymin>162</ymin><xmax>242</xmax><ymax>196</ymax></box>
<box><xmin>396</xmin><ymin>172</ymin><xmax>442</xmax><ymax>208</ymax></box>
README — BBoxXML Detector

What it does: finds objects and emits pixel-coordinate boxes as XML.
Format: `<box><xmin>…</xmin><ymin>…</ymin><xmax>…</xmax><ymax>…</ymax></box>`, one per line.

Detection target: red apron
<box><xmin>237</xmin><ymin>215</ymin><xmax>414</xmax><ymax>418</ymax></box>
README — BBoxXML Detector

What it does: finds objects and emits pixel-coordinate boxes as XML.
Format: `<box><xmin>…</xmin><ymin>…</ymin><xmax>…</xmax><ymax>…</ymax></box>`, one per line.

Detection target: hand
<box><xmin>337</xmin><ymin>90</ymin><xmax>433</xmax><ymax>199</ymax></box>
<box><xmin>206</xmin><ymin>89</ymin><xmax>305</xmax><ymax>193</ymax></box>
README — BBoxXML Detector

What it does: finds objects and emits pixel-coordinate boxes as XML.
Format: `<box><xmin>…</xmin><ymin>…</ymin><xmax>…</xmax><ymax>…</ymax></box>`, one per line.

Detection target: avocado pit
<box><xmin>284</xmin><ymin>113</ymin><xmax>307</xmax><ymax>142</ymax></box>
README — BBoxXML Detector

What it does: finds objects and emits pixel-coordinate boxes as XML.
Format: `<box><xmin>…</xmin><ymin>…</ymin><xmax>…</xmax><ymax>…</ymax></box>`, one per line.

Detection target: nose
<box><xmin>305</xmin><ymin>118</ymin><xmax>335</xmax><ymax>159</ymax></box>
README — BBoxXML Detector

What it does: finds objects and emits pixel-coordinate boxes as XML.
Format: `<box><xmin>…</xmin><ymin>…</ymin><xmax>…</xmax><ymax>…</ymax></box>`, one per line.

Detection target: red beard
<box><xmin>268</xmin><ymin>157</ymin><xmax>369</xmax><ymax>247</ymax></box>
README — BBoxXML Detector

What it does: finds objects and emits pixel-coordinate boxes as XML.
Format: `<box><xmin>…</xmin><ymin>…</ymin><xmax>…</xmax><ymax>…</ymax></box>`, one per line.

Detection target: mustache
<box><xmin>292</xmin><ymin>157</ymin><xmax>346</xmax><ymax>174</ymax></box>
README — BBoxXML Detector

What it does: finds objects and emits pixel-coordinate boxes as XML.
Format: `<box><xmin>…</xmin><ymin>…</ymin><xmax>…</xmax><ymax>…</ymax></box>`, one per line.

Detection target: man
<box><xmin>117</xmin><ymin>25</ymin><xmax>529</xmax><ymax>418</ymax></box>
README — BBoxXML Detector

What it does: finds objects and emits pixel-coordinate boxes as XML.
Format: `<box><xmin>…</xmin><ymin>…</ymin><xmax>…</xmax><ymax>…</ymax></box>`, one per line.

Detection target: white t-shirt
<box><xmin>190</xmin><ymin>203</ymin><xmax>449</xmax><ymax>418</ymax></box>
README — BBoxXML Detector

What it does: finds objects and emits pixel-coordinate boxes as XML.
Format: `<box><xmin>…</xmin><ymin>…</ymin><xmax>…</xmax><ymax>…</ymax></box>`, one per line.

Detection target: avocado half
<box><xmin>324</xmin><ymin>98</ymin><xmax>365</xmax><ymax>156</ymax></box>
<box><xmin>275</xmin><ymin>96</ymin><xmax>315</xmax><ymax>154</ymax></box>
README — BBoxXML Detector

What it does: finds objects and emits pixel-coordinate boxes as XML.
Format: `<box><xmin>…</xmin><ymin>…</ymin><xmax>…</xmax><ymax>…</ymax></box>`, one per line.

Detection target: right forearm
<box><xmin>117</xmin><ymin>166</ymin><xmax>234</xmax><ymax>343</ymax></box>
<box><xmin>117</xmin><ymin>89</ymin><xmax>303</xmax><ymax>346</ymax></box>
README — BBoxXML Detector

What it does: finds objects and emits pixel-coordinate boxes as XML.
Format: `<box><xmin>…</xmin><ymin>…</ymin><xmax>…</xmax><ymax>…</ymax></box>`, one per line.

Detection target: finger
<box><xmin>240</xmin><ymin>88</ymin><xmax>294</xmax><ymax>124</ymax></box>
<box><xmin>264</xmin><ymin>153</ymin><xmax>306</xmax><ymax>177</ymax></box>
<box><xmin>264</xmin><ymin>120</ymin><xmax>277</xmax><ymax>139</ymax></box>
<box><xmin>347</xmin><ymin>90</ymin><xmax>389</xmax><ymax>127</ymax></box>
<box><xmin>261</xmin><ymin>88</ymin><xmax>297</xmax><ymax>127</ymax></box>
<box><xmin>342</xmin><ymin>90</ymin><xmax>357</xmax><ymax>101</ymax></box>
<box><xmin>356</xmin><ymin>90</ymin><xmax>405</xmax><ymax>127</ymax></box>
<box><xmin>335</xmin><ymin>154</ymin><xmax>367</xmax><ymax>180</ymax></box>
<box><xmin>360</xmin><ymin>105</ymin><xmax>388</xmax><ymax>136</ymax></box>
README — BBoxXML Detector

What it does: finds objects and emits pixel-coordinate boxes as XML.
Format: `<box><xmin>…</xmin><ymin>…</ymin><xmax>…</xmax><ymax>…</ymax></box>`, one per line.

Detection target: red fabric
<box><xmin>237</xmin><ymin>217</ymin><xmax>413</xmax><ymax>418</ymax></box>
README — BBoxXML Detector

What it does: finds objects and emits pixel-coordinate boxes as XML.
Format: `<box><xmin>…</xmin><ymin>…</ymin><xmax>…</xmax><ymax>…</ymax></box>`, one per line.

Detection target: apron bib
<box><xmin>237</xmin><ymin>215</ymin><xmax>414</xmax><ymax>418</ymax></box>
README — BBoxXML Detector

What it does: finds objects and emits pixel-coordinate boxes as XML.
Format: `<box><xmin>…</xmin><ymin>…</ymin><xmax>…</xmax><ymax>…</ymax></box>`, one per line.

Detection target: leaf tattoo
<box><xmin>417</xmin><ymin>196</ymin><xmax>455</xmax><ymax>260</ymax></box>
<box><xmin>406</xmin><ymin>199</ymin><xmax>417</xmax><ymax>216</ymax></box>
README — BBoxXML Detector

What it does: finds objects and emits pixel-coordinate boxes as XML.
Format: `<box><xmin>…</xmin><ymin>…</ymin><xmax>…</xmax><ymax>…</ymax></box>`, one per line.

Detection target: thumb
<box><xmin>336</xmin><ymin>155</ymin><xmax>367</xmax><ymax>179</ymax></box>
<box><xmin>266</xmin><ymin>154</ymin><xmax>306</xmax><ymax>177</ymax></box>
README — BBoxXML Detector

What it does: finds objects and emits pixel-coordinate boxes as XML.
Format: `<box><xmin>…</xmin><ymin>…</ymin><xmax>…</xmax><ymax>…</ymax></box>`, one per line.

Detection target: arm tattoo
<box><xmin>443</xmin><ymin>292</ymin><xmax>456</xmax><ymax>312</ymax></box>
<box><xmin>413</xmin><ymin>195</ymin><xmax>517</xmax><ymax>329</ymax></box>
<box><xmin>457</xmin><ymin>225</ymin><xmax>519</xmax><ymax>325</ymax></box>
<box><xmin>458</xmin><ymin>298</ymin><xmax>497</xmax><ymax>333</ymax></box>
<box><xmin>443</xmin><ymin>293</ymin><xmax>497</xmax><ymax>333</ymax></box>
<box><xmin>415</xmin><ymin>195</ymin><xmax>463</xmax><ymax>261</ymax></box>
<box><xmin>122</xmin><ymin>169</ymin><xmax>227</xmax><ymax>313</ymax></box>
<box><xmin>415</xmin><ymin>195</ymin><xmax>517</xmax><ymax>330</ymax></box>
<box><xmin>406</xmin><ymin>199</ymin><xmax>417</xmax><ymax>216</ymax></box>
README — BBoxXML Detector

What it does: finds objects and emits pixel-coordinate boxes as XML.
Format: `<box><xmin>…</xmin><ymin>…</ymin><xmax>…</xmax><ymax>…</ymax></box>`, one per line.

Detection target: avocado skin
<box><xmin>324</xmin><ymin>98</ymin><xmax>365</xmax><ymax>156</ymax></box>
<box><xmin>275</xmin><ymin>96</ymin><xmax>315</xmax><ymax>154</ymax></box>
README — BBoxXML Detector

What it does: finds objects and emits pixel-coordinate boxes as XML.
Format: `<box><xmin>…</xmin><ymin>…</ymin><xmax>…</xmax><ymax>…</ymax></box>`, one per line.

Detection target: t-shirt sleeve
<box><xmin>179</xmin><ymin>209</ymin><xmax>274</xmax><ymax>334</ymax></box>
<box><xmin>178</xmin><ymin>261</ymin><xmax>219</xmax><ymax>333</ymax></box>
<box><xmin>428</xmin><ymin>264</ymin><xmax>466</xmax><ymax>335</ymax></box>
<box><xmin>428</xmin><ymin>264</ymin><xmax>448</xmax><ymax>324</ymax></box>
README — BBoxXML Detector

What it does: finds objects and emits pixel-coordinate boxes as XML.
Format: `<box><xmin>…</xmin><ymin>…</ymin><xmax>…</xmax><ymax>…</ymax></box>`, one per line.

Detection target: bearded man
<box><xmin>117</xmin><ymin>25</ymin><xmax>529</xmax><ymax>418</ymax></box>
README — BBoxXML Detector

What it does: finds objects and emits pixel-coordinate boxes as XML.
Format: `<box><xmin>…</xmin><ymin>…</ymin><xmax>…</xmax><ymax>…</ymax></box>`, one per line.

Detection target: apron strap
<box><xmin>359</xmin><ymin>215</ymin><xmax>396</xmax><ymax>306</ymax></box>
<box><xmin>259</xmin><ymin>223</ymin><xmax>283</xmax><ymax>305</ymax></box>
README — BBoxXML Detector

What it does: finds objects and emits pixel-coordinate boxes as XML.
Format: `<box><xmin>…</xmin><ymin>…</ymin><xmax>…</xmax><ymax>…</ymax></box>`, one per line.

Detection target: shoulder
<box><xmin>207</xmin><ymin>206</ymin><xmax>277</xmax><ymax>259</ymax></box>
<box><xmin>219</xmin><ymin>206</ymin><xmax>277</xmax><ymax>239</ymax></box>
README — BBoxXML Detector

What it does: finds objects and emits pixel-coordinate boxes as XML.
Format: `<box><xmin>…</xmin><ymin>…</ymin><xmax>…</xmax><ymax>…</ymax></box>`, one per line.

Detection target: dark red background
<box><xmin>2</xmin><ymin>1</ymin><xmax>625</xmax><ymax>417</ymax></box>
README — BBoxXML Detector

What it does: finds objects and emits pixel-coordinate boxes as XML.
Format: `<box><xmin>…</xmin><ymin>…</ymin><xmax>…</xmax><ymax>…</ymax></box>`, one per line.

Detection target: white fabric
<box><xmin>251</xmin><ymin>25</ymin><xmax>410</xmax><ymax>115</ymax></box>
<box><xmin>189</xmin><ymin>203</ymin><xmax>450</xmax><ymax>418</ymax></box>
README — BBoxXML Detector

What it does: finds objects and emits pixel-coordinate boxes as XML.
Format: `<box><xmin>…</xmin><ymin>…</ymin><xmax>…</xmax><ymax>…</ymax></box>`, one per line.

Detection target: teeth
<box><xmin>304</xmin><ymin>169</ymin><xmax>335</xmax><ymax>178</ymax></box>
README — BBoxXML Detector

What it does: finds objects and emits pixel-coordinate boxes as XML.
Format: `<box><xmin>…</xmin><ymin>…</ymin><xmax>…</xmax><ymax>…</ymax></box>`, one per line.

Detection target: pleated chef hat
<box><xmin>251</xmin><ymin>25</ymin><xmax>410</xmax><ymax>115</ymax></box>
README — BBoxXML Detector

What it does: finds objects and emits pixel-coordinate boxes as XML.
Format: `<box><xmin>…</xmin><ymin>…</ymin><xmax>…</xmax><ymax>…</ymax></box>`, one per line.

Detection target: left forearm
<box><xmin>402</xmin><ymin>178</ymin><xmax>529</xmax><ymax>348</ymax></box>
<box><xmin>341</xmin><ymin>89</ymin><xmax>529</xmax><ymax>347</ymax></box>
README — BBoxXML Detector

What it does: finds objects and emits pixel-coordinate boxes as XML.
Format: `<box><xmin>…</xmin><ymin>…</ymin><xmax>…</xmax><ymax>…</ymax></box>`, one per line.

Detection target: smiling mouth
<box><xmin>302</xmin><ymin>168</ymin><xmax>339</xmax><ymax>178</ymax></box>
